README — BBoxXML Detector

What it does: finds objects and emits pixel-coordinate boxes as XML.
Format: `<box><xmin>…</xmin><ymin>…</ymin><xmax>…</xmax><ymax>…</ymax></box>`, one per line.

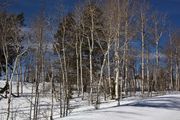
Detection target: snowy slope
<box><xmin>59</xmin><ymin>94</ymin><xmax>180</xmax><ymax>120</ymax></box>
<box><xmin>1</xmin><ymin>80</ymin><xmax>180</xmax><ymax>120</ymax></box>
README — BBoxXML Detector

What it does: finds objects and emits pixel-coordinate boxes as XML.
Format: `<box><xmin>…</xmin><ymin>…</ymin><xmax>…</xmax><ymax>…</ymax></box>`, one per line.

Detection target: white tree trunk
<box><xmin>79</xmin><ymin>39</ymin><xmax>84</xmax><ymax>98</ymax></box>
<box><xmin>88</xmin><ymin>9</ymin><xmax>95</xmax><ymax>105</ymax></box>
<box><xmin>7</xmin><ymin>49</ymin><xmax>26</xmax><ymax>120</ymax></box>
<box><xmin>155</xmin><ymin>41</ymin><xmax>159</xmax><ymax>91</ymax></box>
<box><xmin>124</xmin><ymin>19</ymin><xmax>128</xmax><ymax>97</ymax></box>
<box><xmin>170</xmin><ymin>55</ymin><xmax>173</xmax><ymax>90</ymax></box>
<box><xmin>115</xmin><ymin>39</ymin><xmax>120</xmax><ymax>101</ymax></box>
<box><xmin>16</xmin><ymin>65</ymin><xmax>20</xmax><ymax>97</ymax></box>
<box><xmin>75</xmin><ymin>38</ymin><xmax>80</xmax><ymax>95</ymax></box>
<box><xmin>89</xmin><ymin>49</ymin><xmax>93</xmax><ymax>105</ymax></box>
<box><xmin>96</xmin><ymin>51</ymin><xmax>108</xmax><ymax>109</ymax></box>
<box><xmin>146</xmin><ymin>50</ymin><xmax>150</xmax><ymax>95</ymax></box>
<box><xmin>141</xmin><ymin>11</ymin><xmax>145</xmax><ymax>95</ymax></box>
<box><xmin>20</xmin><ymin>63</ymin><xmax>23</xmax><ymax>95</ymax></box>
<box><xmin>107</xmin><ymin>42</ymin><xmax>112</xmax><ymax>99</ymax></box>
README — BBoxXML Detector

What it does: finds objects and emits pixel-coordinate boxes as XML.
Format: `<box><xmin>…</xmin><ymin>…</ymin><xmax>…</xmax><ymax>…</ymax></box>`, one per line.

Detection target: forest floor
<box><xmin>0</xmin><ymin>80</ymin><xmax>180</xmax><ymax>120</ymax></box>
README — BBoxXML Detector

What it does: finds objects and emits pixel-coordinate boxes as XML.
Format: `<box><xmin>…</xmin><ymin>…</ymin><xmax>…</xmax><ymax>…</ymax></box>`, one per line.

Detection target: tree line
<box><xmin>0</xmin><ymin>0</ymin><xmax>180</xmax><ymax>119</ymax></box>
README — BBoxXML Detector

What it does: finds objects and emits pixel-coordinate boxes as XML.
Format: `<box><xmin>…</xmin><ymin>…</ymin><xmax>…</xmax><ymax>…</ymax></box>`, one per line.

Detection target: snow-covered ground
<box><xmin>59</xmin><ymin>94</ymin><xmax>180</xmax><ymax>120</ymax></box>
<box><xmin>0</xmin><ymin>81</ymin><xmax>60</xmax><ymax>120</ymax></box>
<box><xmin>1</xmin><ymin>81</ymin><xmax>180</xmax><ymax>120</ymax></box>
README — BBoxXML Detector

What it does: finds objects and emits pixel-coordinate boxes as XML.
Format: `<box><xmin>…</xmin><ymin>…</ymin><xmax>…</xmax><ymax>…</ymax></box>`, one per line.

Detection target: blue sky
<box><xmin>7</xmin><ymin>0</ymin><xmax>77</xmax><ymax>24</ymax></box>
<box><xmin>6</xmin><ymin>0</ymin><xmax>180</xmax><ymax>49</ymax></box>
<box><xmin>151</xmin><ymin>0</ymin><xmax>180</xmax><ymax>27</ymax></box>
<box><xmin>7</xmin><ymin>0</ymin><xmax>180</xmax><ymax>27</ymax></box>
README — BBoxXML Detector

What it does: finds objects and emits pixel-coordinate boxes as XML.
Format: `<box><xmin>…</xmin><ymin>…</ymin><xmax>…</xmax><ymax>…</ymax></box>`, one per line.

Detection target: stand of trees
<box><xmin>0</xmin><ymin>0</ymin><xmax>180</xmax><ymax>119</ymax></box>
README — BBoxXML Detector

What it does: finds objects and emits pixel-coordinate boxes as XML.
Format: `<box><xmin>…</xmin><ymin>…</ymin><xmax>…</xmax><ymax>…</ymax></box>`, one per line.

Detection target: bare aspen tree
<box><xmin>74</xmin><ymin>4</ymin><xmax>85</xmax><ymax>97</ymax></box>
<box><xmin>88</xmin><ymin>4</ymin><xmax>95</xmax><ymax>105</ymax></box>
<box><xmin>47</xmin><ymin>3</ymin><xmax>65</xmax><ymax>117</ymax></box>
<box><xmin>53</xmin><ymin>14</ymin><xmax>66</xmax><ymax>116</ymax></box>
<box><xmin>114</xmin><ymin>0</ymin><xmax>122</xmax><ymax>104</ymax></box>
<box><xmin>79</xmin><ymin>30</ymin><xmax>84</xmax><ymax>99</ymax></box>
<box><xmin>173</xmin><ymin>30</ymin><xmax>180</xmax><ymax>91</ymax></box>
<box><xmin>6</xmin><ymin>19</ymin><xmax>27</xmax><ymax>119</ymax></box>
<box><xmin>169</xmin><ymin>31</ymin><xmax>174</xmax><ymax>90</ymax></box>
<box><xmin>146</xmin><ymin>47</ymin><xmax>150</xmax><ymax>95</ymax></box>
<box><xmin>103</xmin><ymin>0</ymin><xmax>116</xmax><ymax>99</ymax></box>
<box><xmin>54</xmin><ymin>43</ymin><xmax>65</xmax><ymax>117</ymax></box>
<box><xmin>0</xmin><ymin>12</ymin><xmax>25</xmax><ymax>119</ymax></box>
<box><xmin>7</xmin><ymin>48</ymin><xmax>27</xmax><ymax>120</ymax></box>
<box><xmin>140</xmin><ymin>2</ymin><xmax>145</xmax><ymax>95</ymax></box>
<box><xmin>54</xmin><ymin>11</ymin><xmax>73</xmax><ymax>117</ymax></box>
<box><xmin>20</xmin><ymin>60</ymin><xmax>23</xmax><ymax>95</ymax></box>
<box><xmin>78</xmin><ymin>5</ymin><xmax>86</xmax><ymax>99</ymax></box>
<box><xmin>124</xmin><ymin>0</ymin><xmax>129</xmax><ymax>97</ymax></box>
<box><xmin>75</xmin><ymin>34</ymin><xmax>80</xmax><ymax>95</ymax></box>
<box><xmin>49</xmin><ymin>63</ymin><xmax>54</xmax><ymax>120</ymax></box>
<box><xmin>55</xmin><ymin>16</ymin><xmax>70</xmax><ymax>116</ymax></box>
<box><xmin>16</xmin><ymin>61</ymin><xmax>20</xmax><ymax>97</ymax></box>
<box><xmin>61</xmin><ymin>18</ymin><xmax>69</xmax><ymax>117</ymax></box>
<box><xmin>0</xmin><ymin>14</ymin><xmax>10</xmax><ymax>98</ymax></box>
<box><xmin>79</xmin><ymin>32</ymin><xmax>84</xmax><ymax>99</ymax></box>
<box><xmin>95</xmin><ymin>36</ymin><xmax>112</xmax><ymax>108</ymax></box>
<box><xmin>122</xmin><ymin>0</ymin><xmax>136</xmax><ymax>97</ymax></box>
<box><xmin>138</xmin><ymin>0</ymin><xmax>150</xmax><ymax>95</ymax></box>
<box><xmin>62</xmin><ymin>20</ymin><xmax>68</xmax><ymax>87</ymax></box>
<box><xmin>31</xmin><ymin>8</ymin><xmax>46</xmax><ymax>119</ymax></box>
<box><xmin>29</xmin><ymin>78</ymin><xmax>34</xmax><ymax>120</ymax></box>
<box><xmin>152</xmin><ymin>12</ymin><xmax>165</xmax><ymax>92</ymax></box>
<box><xmin>16</xmin><ymin>58</ymin><xmax>23</xmax><ymax>97</ymax></box>
<box><xmin>80</xmin><ymin>2</ymin><xmax>98</xmax><ymax>104</ymax></box>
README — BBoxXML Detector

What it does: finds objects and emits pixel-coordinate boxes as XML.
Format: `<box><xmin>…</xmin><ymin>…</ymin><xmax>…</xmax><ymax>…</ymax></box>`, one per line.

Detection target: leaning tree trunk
<box><xmin>6</xmin><ymin>49</ymin><xmax>26</xmax><ymax>120</ymax></box>
<box><xmin>3</xmin><ymin>45</ymin><xmax>9</xmax><ymax>98</ymax></box>
<box><xmin>95</xmin><ymin>51</ymin><xmax>108</xmax><ymax>109</ymax></box>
